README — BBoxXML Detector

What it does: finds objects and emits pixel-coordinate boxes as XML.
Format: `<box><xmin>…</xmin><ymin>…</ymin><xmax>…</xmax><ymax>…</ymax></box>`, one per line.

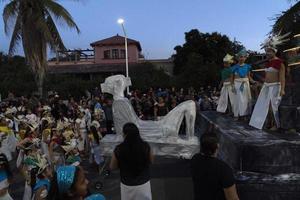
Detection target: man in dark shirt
<box><xmin>103</xmin><ymin>99</ymin><xmax>114</xmax><ymax>134</ymax></box>
<box><xmin>191</xmin><ymin>133</ymin><xmax>239</xmax><ymax>200</ymax></box>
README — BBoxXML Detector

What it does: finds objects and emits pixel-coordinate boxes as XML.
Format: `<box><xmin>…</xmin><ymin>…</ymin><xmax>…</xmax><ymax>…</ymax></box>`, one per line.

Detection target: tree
<box><xmin>172</xmin><ymin>29</ymin><xmax>244</xmax><ymax>88</ymax></box>
<box><xmin>0</xmin><ymin>54</ymin><xmax>36</xmax><ymax>96</ymax></box>
<box><xmin>2</xmin><ymin>0</ymin><xmax>80</xmax><ymax>96</ymax></box>
<box><xmin>272</xmin><ymin>0</ymin><xmax>300</xmax><ymax>35</ymax></box>
<box><xmin>129</xmin><ymin>62</ymin><xmax>171</xmax><ymax>90</ymax></box>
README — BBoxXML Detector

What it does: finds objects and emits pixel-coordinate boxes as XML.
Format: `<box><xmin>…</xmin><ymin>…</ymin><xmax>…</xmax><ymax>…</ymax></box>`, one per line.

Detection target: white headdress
<box><xmin>223</xmin><ymin>54</ymin><xmax>234</xmax><ymax>63</ymax></box>
<box><xmin>35</xmin><ymin>154</ymin><xmax>49</xmax><ymax>175</ymax></box>
<box><xmin>261</xmin><ymin>32</ymin><xmax>291</xmax><ymax>52</ymax></box>
<box><xmin>61</xmin><ymin>140</ymin><xmax>77</xmax><ymax>155</ymax></box>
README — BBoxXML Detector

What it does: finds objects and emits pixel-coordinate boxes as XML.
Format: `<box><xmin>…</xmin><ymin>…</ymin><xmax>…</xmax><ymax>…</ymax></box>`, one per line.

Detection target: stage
<box><xmin>93</xmin><ymin>111</ymin><xmax>300</xmax><ymax>199</ymax></box>
<box><xmin>200</xmin><ymin>111</ymin><xmax>300</xmax><ymax>199</ymax></box>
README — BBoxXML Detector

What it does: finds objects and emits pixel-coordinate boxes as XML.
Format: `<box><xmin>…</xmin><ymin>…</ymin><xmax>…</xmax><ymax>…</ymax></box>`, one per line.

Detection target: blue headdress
<box><xmin>236</xmin><ymin>48</ymin><xmax>248</xmax><ymax>58</ymax></box>
<box><xmin>85</xmin><ymin>194</ymin><xmax>106</xmax><ymax>200</ymax></box>
<box><xmin>57</xmin><ymin>165</ymin><xmax>76</xmax><ymax>194</ymax></box>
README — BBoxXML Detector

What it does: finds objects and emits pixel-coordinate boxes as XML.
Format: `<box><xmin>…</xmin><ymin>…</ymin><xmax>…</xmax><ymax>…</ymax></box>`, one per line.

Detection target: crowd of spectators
<box><xmin>0</xmin><ymin>85</ymin><xmax>220</xmax><ymax>199</ymax></box>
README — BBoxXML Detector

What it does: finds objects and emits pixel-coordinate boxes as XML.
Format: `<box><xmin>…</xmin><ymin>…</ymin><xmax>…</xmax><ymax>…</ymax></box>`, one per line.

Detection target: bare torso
<box><xmin>265</xmin><ymin>71</ymin><xmax>279</xmax><ymax>83</ymax></box>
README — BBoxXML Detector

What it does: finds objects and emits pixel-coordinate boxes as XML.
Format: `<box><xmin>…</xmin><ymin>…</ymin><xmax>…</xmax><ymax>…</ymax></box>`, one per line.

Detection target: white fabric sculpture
<box><xmin>101</xmin><ymin>75</ymin><xmax>197</xmax><ymax>143</ymax></box>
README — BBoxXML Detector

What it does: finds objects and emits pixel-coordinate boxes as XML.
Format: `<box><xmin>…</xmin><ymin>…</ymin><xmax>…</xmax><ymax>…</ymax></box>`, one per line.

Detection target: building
<box><xmin>47</xmin><ymin>35</ymin><xmax>173</xmax><ymax>76</ymax></box>
<box><xmin>90</xmin><ymin>34</ymin><xmax>143</xmax><ymax>64</ymax></box>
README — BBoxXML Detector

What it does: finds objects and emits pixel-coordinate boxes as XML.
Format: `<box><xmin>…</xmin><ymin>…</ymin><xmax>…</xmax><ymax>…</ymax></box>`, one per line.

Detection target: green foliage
<box><xmin>0</xmin><ymin>54</ymin><xmax>36</xmax><ymax>97</ymax></box>
<box><xmin>129</xmin><ymin>62</ymin><xmax>171</xmax><ymax>90</ymax></box>
<box><xmin>44</xmin><ymin>74</ymin><xmax>104</xmax><ymax>98</ymax></box>
<box><xmin>0</xmin><ymin>55</ymin><xmax>172</xmax><ymax>98</ymax></box>
<box><xmin>3</xmin><ymin>0</ymin><xmax>80</xmax><ymax>96</ymax></box>
<box><xmin>173</xmin><ymin>29</ymin><xmax>244</xmax><ymax>88</ymax></box>
<box><xmin>0</xmin><ymin>54</ymin><xmax>104</xmax><ymax>98</ymax></box>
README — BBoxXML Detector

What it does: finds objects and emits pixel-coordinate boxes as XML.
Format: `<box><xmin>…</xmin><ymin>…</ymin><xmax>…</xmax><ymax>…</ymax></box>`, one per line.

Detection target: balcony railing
<box><xmin>48</xmin><ymin>49</ymin><xmax>95</xmax><ymax>65</ymax></box>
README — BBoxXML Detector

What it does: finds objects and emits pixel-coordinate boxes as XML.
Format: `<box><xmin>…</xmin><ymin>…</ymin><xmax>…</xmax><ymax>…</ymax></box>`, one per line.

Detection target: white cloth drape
<box><xmin>217</xmin><ymin>82</ymin><xmax>236</xmax><ymax>113</ymax></box>
<box><xmin>249</xmin><ymin>82</ymin><xmax>281</xmax><ymax>129</ymax></box>
<box><xmin>233</xmin><ymin>78</ymin><xmax>252</xmax><ymax>117</ymax></box>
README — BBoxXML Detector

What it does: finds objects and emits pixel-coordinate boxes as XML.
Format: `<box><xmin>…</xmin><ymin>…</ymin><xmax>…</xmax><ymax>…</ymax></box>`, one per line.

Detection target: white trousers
<box><xmin>249</xmin><ymin>82</ymin><xmax>281</xmax><ymax>129</ymax></box>
<box><xmin>22</xmin><ymin>183</ymin><xmax>31</xmax><ymax>200</ymax></box>
<box><xmin>0</xmin><ymin>192</ymin><xmax>13</xmax><ymax>200</ymax></box>
<box><xmin>121</xmin><ymin>181</ymin><xmax>152</xmax><ymax>200</ymax></box>
<box><xmin>217</xmin><ymin>82</ymin><xmax>236</xmax><ymax>113</ymax></box>
<box><xmin>233</xmin><ymin>78</ymin><xmax>252</xmax><ymax>117</ymax></box>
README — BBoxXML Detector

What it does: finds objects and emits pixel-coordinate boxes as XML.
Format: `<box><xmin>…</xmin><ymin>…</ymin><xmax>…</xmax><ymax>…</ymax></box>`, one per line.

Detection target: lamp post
<box><xmin>117</xmin><ymin>18</ymin><xmax>130</xmax><ymax>95</ymax></box>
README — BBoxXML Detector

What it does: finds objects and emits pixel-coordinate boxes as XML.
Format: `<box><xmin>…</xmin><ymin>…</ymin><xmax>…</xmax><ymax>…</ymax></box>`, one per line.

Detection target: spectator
<box><xmin>154</xmin><ymin>97</ymin><xmax>169</xmax><ymax>120</ymax></box>
<box><xmin>103</xmin><ymin>99</ymin><xmax>114</xmax><ymax>134</ymax></box>
<box><xmin>0</xmin><ymin>154</ymin><xmax>13</xmax><ymax>200</ymax></box>
<box><xmin>201</xmin><ymin>95</ymin><xmax>213</xmax><ymax>111</ymax></box>
<box><xmin>191</xmin><ymin>133</ymin><xmax>239</xmax><ymax>200</ymax></box>
<box><xmin>49</xmin><ymin>166</ymin><xmax>105</xmax><ymax>200</ymax></box>
<box><xmin>110</xmin><ymin>123</ymin><xmax>154</xmax><ymax>200</ymax></box>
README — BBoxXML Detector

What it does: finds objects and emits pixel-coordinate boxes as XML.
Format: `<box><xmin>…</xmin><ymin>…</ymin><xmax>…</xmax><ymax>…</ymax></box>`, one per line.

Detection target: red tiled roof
<box><xmin>90</xmin><ymin>34</ymin><xmax>142</xmax><ymax>51</ymax></box>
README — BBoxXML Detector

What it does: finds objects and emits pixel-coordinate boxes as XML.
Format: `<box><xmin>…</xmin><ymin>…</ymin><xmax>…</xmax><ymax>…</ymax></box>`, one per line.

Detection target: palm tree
<box><xmin>3</xmin><ymin>0</ymin><xmax>80</xmax><ymax>96</ymax></box>
<box><xmin>272</xmin><ymin>1</ymin><xmax>300</xmax><ymax>35</ymax></box>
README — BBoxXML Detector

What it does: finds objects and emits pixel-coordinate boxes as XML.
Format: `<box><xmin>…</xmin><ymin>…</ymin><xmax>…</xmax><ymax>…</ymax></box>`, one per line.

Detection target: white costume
<box><xmin>76</xmin><ymin>118</ymin><xmax>87</xmax><ymax>152</ymax></box>
<box><xmin>249</xmin><ymin>33</ymin><xmax>289</xmax><ymax>129</ymax></box>
<box><xmin>233</xmin><ymin>78</ymin><xmax>252</xmax><ymax>117</ymax></box>
<box><xmin>249</xmin><ymin>82</ymin><xmax>281</xmax><ymax>129</ymax></box>
<box><xmin>121</xmin><ymin>181</ymin><xmax>152</xmax><ymax>200</ymax></box>
<box><xmin>217</xmin><ymin>82</ymin><xmax>236</xmax><ymax>113</ymax></box>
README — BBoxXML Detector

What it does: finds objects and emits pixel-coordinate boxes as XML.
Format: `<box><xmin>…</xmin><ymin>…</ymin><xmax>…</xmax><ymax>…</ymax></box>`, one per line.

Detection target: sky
<box><xmin>0</xmin><ymin>0</ymin><xmax>294</xmax><ymax>59</ymax></box>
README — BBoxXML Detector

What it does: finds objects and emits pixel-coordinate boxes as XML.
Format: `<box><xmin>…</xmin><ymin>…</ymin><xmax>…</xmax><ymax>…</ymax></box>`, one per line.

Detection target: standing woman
<box><xmin>217</xmin><ymin>54</ymin><xmax>236</xmax><ymax>114</ymax></box>
<box><xmin>110</xmin><ymin>123</ymin><xmax>154</xmax><ymax>200</ymax></box>
<box><xmin>249</xmin><ymin>34</ymin><xmax>287</xmax><ymax>130</ymax></box>
<box><xmin>231</xmin><ymin>49</ymin><xmax>255</xmax><ymax>120</ymax></box>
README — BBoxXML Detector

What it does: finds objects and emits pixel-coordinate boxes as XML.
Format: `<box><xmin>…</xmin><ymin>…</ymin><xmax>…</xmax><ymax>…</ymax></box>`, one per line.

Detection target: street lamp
<box><xmin>117</xmin><ymin>18</ymin><xmax>130</xmax><ymax>95</ymax></box>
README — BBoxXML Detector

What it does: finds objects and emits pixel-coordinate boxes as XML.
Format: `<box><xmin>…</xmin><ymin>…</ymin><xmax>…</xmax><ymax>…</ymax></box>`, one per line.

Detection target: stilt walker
<box><xmin>249</xmin><ymin>33</ymin><xmax>289</xmax><ymax>130</ymax></box>
<box><xmin>217</xmin><ymin>54</ymin><xmax>236</xmax><ymax>113</ymax></box>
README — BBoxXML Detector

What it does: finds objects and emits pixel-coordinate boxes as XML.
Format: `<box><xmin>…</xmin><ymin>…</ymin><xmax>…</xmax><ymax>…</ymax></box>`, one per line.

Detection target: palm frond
<box><xmin>3</xmin><ymin>0</ymin><xmax>18</xmax><ymax>35</ymax></box>
<box><xmin>8</xmin><ymin>13</ymin><xmax>21</xmax><ymax>56</ymax></box>
<box><xmin>44</xmin><ymin>11</ymin><xmax>66</xmax><ymax>51</ymax></box>
<box><xmin>43</xmin><ymin>0</ymin><xmax>80</xmax><ymax>33</ymax></box>
<box><xmin>272</xmin><ymin>2</ymin><xmax>300</xmax><ymax>34</ymax></box>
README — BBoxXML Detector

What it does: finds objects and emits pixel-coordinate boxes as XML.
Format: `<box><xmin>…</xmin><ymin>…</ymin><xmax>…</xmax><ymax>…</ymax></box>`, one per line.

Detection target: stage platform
<box><xmin>94</xmin><ymin>111</ymin><xmax>300</xmax><ymax>199</ymax></box>
<box><xmin>199</xmin><ymin>111</ymin><xmax>300</xmax><ymax>174</ymax></box>
<box><xmin>200</xmin><ymin>111</ymin><xmax>300</xmax><ymax>199</ymax></box>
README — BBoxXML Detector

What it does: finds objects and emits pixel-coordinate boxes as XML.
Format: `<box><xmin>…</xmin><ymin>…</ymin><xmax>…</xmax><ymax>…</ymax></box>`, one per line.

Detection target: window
<box><xmin>112</xmin><ymin>49</ymin><xmax>119</xmax><ymax>59</ymax></box>
<box><xmin>104</xmin><ymin>50</ymin><xmax>110</xmax><ymax>59</ymax></box>
<box><xmin>120</xmin><ymin>50</ymin><xmax>126</xmax><ymax>59</ymax></box>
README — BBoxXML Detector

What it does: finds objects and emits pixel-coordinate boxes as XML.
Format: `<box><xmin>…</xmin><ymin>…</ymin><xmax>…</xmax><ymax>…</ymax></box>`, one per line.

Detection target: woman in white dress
<box><xmin>110</xmin><ymin>123</ymin><xmax>154</xmax><ymax>200</ymax></box>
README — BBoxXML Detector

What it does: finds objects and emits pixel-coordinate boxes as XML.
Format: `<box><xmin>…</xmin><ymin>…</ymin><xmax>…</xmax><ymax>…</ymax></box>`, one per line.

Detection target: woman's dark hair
<box><xmin>90</xmin><ymin>126</ymin><xmax>100</xmax><ymax>145</ymax></box>
<box><xmin>200</xmin><ymin>133</ymin><xmax>219</xmax><ymax>156</ymax></box>
<box><xmin>30</xmin><ymin>167</ymin><xmax>46</xmax><ymax>189</ymax></box>
<box><xmin>116</xmin><ymin>123</ymin><xmax>150</xmax><ymax>175</ymax></box>
<box><xmin>0</xmin><ymin>154</ymin><xmax>12</xmax><ymax>179</ymax></box>
<box><xmin>48</xmin><ymin>166</ymin><xmax>80</xmax><ymax>200</ymax></box>
<box><xmin>41</xmin><ymin>120</ymin><xmax>49</xmax><ymax>131</ymax></box>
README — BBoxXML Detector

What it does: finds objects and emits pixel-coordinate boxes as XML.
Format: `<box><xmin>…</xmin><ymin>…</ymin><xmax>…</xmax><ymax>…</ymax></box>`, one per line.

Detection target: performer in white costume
<box><xmin>249</xmin><ymin>33</ymin><xmax>288</xmax><ymax>130</ymax></box>
<box><xmin>217</xmin><ymin>54</ymin><xmax>236</xmax><ymax>113</ymax></box>
<box><xmin>231</xmin><ymin>49</ymin><xmax>255</xmax><ymax>119</ymax></box>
